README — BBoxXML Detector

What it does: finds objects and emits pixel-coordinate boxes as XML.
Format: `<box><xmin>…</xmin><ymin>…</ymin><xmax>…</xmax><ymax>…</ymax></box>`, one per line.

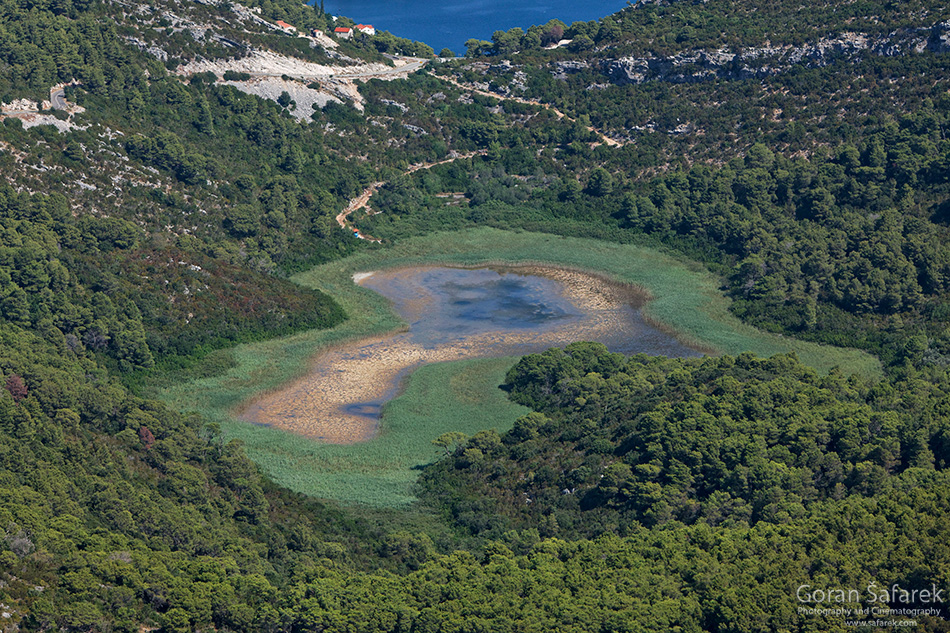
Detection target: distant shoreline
<box><xmin>319</xmin><ymin>0</ymin><xmax>628</xmax><ymax>55</ymax></box>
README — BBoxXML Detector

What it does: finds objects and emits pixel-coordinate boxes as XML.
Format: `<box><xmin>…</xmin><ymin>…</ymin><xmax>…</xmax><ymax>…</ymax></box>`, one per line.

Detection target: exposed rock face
<box><xmin>595</xmin><ymin>22</ymin><xmax>950</xmax><ymax>86</ymax></box>
<box><xmin>552</xmin><ymin>60</ymin><xmax>590</xmax><ymax>79</ymax></box>
<box><xmin>510</xmin><ymin>70</ymin><xmax>529</xmax><ymax>93</ymax></box>
<box><xmin>459</xmin><ymin>60</ymin><xmax>531</xmax><ymax>95</ymax></box>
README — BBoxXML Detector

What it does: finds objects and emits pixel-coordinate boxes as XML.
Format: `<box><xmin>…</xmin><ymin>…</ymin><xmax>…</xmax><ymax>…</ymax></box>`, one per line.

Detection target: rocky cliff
<box><xmin>584</xmin><ymin>21</ymin><xmax>950</xmax><ymax>85</ymax></box>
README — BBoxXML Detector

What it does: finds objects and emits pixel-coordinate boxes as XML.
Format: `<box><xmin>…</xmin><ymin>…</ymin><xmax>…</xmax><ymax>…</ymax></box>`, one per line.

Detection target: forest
<box><xmin>1</xmin><ymin>0</ymin><xmax>950</xmax><ymax>629</ymax></box>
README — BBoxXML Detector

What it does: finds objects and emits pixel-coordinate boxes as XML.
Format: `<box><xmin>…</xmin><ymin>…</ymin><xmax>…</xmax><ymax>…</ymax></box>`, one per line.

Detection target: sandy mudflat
<box><xmin>241</xmin><ymin>329</ymin><xmax>547</xmax><ymax>443</ymax></box>
<box><xmin>238</xmin><ymin>264</ymin><xmax>688</xmax><ymax>444</ymax></box>
<box><xmin>515</xmin><ymin>265</ymin><xmax>650</xmax><ymax>312</ymax></box>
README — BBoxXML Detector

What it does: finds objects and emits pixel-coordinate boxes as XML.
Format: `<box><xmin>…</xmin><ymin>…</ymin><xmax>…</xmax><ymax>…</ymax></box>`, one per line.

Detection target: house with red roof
<box><xmin>334</xmin><ymin>26</ymin><xmax>352</xmax><ymax>39</ymax></box>
<box><xmin>275</xmin><ymin>20</ymin><xmax>297</xmax><ymax>35</ymax></box>
<box><xmin>355</xmin><ymin>24</ymin><xmax>376</xmax><ymax>36</ymax></box>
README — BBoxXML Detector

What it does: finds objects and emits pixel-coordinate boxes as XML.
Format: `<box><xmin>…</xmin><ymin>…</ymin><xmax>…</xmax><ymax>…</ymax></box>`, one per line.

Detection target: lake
<box><xmin>239</xmin><ymin>265</ymin><xmax>701</xmax><ymax>443</ymax></box>
<box><xmin>322</xmin><ymin>0</ymin><xmax>628</xmax><ymax>54</ymax></box>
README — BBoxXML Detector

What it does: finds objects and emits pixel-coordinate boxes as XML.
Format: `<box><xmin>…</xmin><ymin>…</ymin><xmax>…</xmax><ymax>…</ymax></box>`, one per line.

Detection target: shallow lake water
<box><xmin>360</xmin><ymin>266</ymin><xmax>696</xmax><ymax>356</ymax></box>
<box><xmin>239</xmin><ymin>265</ymin><xmax>701</xmax><ymax>443</ymax></box>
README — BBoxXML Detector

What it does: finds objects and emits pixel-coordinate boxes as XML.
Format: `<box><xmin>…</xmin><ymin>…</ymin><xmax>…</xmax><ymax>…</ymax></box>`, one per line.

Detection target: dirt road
<box><xmin>335</xmin><ymin>150</ymin><xmax>486</xmax><ymax>241</ymax></box>
<box><xmin>433</xmin><ymin>73</ymin><xmax>622</xmax><ymax>147</ymax></box>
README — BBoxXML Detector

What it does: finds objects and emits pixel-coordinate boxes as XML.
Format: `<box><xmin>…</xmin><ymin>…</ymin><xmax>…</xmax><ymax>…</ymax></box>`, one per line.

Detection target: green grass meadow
<box><xmin>158</xmin><ymin>228</ymin><xmax>881</xmax><ymax>507</ymax></box>
<box><xmin>179</xmin><ymin>356</ymin><xmax>528</xmax><ymax>507</ymax></box>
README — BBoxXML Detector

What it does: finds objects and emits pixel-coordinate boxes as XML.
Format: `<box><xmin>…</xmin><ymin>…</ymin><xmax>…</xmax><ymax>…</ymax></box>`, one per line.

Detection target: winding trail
<box><xmin>335</xmin><ymin>150</ymin><xmax>486</xmax><ymax>241</ymax></box>
<box><xmin>432</xmin><ymin>73</ymin><xmax>622</xmax><ymax>147</ymax></box>
<box><xmin>335</xmin><ymin>67</ymin><xmax>623</xmax><ymax>240</ymax></box>
<box><xmin>336</xmin><ymin>182</ymin><xmax>386</xmax><ymax>241</ymax></box>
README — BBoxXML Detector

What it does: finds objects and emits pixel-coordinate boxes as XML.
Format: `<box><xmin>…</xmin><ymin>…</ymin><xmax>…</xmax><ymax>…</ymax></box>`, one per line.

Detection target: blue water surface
<box><xmin>359</xmin><ymin>266</ymin><xmax>700</xmax><ymax>358</ymax></box>
<box><xmin>323</xmin><ymin>0</ymin><xmax>627</xmax><ymax>55</ymax></box>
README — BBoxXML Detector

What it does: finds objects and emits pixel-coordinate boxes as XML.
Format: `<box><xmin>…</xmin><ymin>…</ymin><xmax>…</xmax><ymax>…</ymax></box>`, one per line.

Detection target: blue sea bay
<box><xmin>323</xmin><ymin>0</ymin><xmax>627</xmax><ymax>55</ymax></box>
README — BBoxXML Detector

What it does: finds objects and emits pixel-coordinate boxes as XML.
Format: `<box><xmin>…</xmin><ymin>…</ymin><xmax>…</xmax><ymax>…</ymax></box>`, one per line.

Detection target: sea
<box><xmin>321</xmin><ymin>0</ymin><xmax>628</xmax><ymax>55</ymax></box>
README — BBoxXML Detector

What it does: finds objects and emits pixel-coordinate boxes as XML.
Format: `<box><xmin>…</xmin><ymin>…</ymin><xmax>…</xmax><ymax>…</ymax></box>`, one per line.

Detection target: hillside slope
<box><xmin>1</xmin><ymin>0</ymin><xmax>950</xmax><ymax>630</ymax></box>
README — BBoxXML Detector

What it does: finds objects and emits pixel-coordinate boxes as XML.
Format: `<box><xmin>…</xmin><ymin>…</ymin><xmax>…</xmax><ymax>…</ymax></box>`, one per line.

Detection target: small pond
<box><xmin>239</xmin><ymin>265</ymin><xmax>702</xmax><ymax>443</ymax></box>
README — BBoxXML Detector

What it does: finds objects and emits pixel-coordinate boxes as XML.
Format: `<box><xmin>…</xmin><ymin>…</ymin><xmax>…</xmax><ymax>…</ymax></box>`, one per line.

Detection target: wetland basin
<box><xmin>239</xmin><ymin>265</ymin><xmax>702</xmax><ymax>443</ymax></box>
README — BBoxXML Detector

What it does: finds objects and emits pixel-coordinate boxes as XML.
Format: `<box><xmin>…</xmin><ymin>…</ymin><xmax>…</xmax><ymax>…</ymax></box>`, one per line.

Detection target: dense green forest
<box><xmin>2</xmin><ymin>0</ymin><xmax>950</xmax><ymax>629</ymax></box>
<box><xmin>423</xmin><ymin>344</ymin><xmax>950</xmax><ymax>535</ymax></box>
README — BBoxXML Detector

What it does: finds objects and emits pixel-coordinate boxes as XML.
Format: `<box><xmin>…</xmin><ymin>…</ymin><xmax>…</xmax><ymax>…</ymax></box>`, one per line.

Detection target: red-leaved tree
<box><xmin>138</xmin><ymin>426</ymin><xmax>156</xmax><ymax>450</ymax></box>
<box><xmin>4</xmin><ymin>374</ymin><xmax>27</xmax><ymax>404</ymax></box>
